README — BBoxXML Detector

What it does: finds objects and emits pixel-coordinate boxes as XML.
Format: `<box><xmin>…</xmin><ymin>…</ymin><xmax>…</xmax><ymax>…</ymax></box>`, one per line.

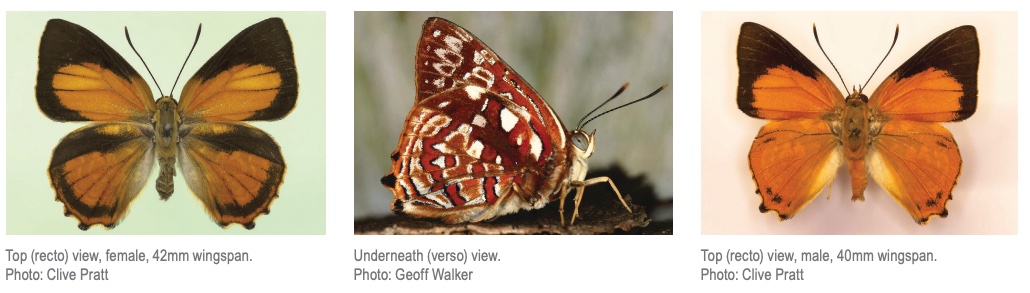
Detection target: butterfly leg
<box><xmin>570</xmin><ymin>176</ymin><xmax>633</xmax><ymax>225</ymax></box>
<box><xmin>558</xmin><ymin>183</ymin><xmax>570</xmax><ymax>226</ymax></box>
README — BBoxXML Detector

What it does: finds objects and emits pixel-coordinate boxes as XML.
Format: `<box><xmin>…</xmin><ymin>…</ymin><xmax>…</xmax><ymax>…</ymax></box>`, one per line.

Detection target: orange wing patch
<box><xmin>869</xmin><ymin>69</ymin><xmax>966</xmax><ymax>122</ymax></box>
<box><xmin>178</xmin><ymin>64</ymin><xmax>283</xmax><ymax>122</ymax></box>
<box><xmin>48</xmin><ymin>123</ymin><xmax>155</xmax><ymax>230</ymax></box>
<box><xmin>50</xmin><ymin>63</ymin><xmax>155</xmax><ymax>122</ymax></box>
<box><xmin>748</xmin><ymin>119</ymin><xmax>842</xmax><ymax>219</ymax></box>
<box><xmin>747</xmin><ymin>65</ymin><xmax>844</xmax><ymax>120</ymax></box>
<box><xmin>178</xmin><ymin>123</ymin><xmax>285</xmax><ymax>229</ymax></box>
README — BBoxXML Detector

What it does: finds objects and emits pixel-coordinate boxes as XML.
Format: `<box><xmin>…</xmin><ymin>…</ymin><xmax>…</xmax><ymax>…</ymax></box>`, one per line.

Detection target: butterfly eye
<box><xmin>571</xmin><ymin>131</ymin><xmax>590</xmax><ymax>150</ymax></box>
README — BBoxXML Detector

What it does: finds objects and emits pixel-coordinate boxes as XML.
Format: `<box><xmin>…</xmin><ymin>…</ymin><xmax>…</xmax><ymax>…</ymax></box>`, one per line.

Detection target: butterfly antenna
<box><xmin>812</xmin><ymin>24</ymin><xmax>848</xmax><ymax>92</ymax></box>
<box><xmin>171</xmin><ymin>24</ymin><xmax>203</xmax><ymax>98</ymax></box>
<box><xmin>861</xmin><ymin>24</ymin><xmax>900</xmax><ymax>93</ymax></box>
<box><xmin>124</xmin><ymin>26</ymin><xmax>164</xmax><ymax>97</ymax></box>
<box><xmin>579</xmin><ymin>84</ymin><xmax>667</xmax><ymax>129</ymax></box>
<box><xmin>577</xmin><ymin>83</ymin><xmax>628</xmax><ymax>129</ymax></box>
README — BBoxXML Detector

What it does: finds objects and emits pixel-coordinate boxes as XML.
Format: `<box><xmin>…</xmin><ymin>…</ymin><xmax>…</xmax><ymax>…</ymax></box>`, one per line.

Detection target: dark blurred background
<box><xmin>354</xmin><ymin>12</ymin><xmax>673</xmax><ymax>221</ymax></box>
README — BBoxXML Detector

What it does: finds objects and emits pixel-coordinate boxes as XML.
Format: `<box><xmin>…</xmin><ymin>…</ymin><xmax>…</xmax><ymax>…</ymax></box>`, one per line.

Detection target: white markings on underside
<box><xmin>427</xmin><ymin>192</ymin><xmax>454</xmax><ymax>208</ymax></box>
<box><xmin>457</xmin><ymin>123</ymin><xmax>473</xmax><ymax>135</ymax></box>
<box><xmin>468</xmin><ymin>140</ymin><xmax>484</xmax><ymax>158</ymax></box>
<box><xmin>443</xmin><ymin>35</ymin><xmax>463</xmax><ymax>52</ymax></box>
<box><xmin>473</xmin><ymin>50</ymin><xmax>484</xmax><ymax>65</ymax></box>
<box><xmin>472</xmin><ymin>114</ymin><xmax>487</xmax><ymax>127</ymax></box>
<box><xmin>433</xmin><ymin>78</ymin><xmax>445</xmax><ymax>88</ymax></box>
<box><xmin>529</xmin><ymin>131</ymin><xmax>542</xmax><ymax>160</ymax></box>
<box><xmin>500</xmin><ymin>108</ymin><xmax>517</xmax><ymax>132</ymax></box>
<box><xmin>439</xmin><ymin>101</ymin><xmax>450</xmax><ymax>108</ymax></box>
<box><xmin>433</xmin><ymin>29</ymin><xmax>441</xmax><ymax>37</ymax></box>
<box><xmin>432</xmin><ymin>143</ymin><xmax>447</xmax><ymax>152</ymax></box>
<box><xmin>495</xmin><ymin>156</ymin><xmax>502</xmax><ymax>164</ymax></box>
<box><xmin>431</xmin><ymin>157</ymin><xmax>446</xmax><ymax>169</ymax></box>
<box><xmin>465</xmin><ymin>86</ymin><xmax>486</xmax><ymax>101</ymax></box>
<box><xmin>483</xmin><ymin>50</ymin><xmax>496</xmax><ymax>65</ymax></box>
<box><xmin>469</xmin><ymin>67</ymin><xmax>495</xmax><ymax>88</ymax></box>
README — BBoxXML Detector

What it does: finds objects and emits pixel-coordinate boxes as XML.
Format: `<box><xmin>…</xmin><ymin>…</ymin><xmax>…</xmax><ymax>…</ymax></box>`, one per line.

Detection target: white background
<box><xmin>2</xmin><ymin>1</ymin><xmax>1028</xmax><ymax>292</ymax></box>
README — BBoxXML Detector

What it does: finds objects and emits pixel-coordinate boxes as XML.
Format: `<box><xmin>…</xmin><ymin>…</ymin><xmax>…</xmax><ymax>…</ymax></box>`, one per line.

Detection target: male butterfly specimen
<box><xmin>381</xmin><ymin>17</ymin><xmax>664</xmax><ymax>225</ymax></box>
<box><xmin>37</xmin><ymin>18</ymin><xmax>298</xmax><ymax>230</ymax></box>
<box><xmin>736</xmin><ymin>22</ymin><xmax>978</xmax><ymax>225</ymax></box>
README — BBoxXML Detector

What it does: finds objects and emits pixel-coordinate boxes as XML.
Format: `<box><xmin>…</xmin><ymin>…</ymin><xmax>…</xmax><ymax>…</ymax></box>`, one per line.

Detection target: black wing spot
<box><xmin>936</xmin><ymin>191</ymin><xmax>943</xmax><ymax>200</ymax></box>
<box><xmin>765</xmin><ymin>187</ymin><xmax>773</xmax><ymax>195</ymax></box>
<box><xmin>391</xmin><ymin>199</ymin><xmax>404</xmax><ymax>213</ymax></box>
<box><xmin>381</xmin><ymin>174</ymin><xmax>397</xmax><ymax>187</ymax></box>
<box><xmin>758</xmin><ymin>203</ymin><xmax>769</xmax><ymax>213</ymax></box>
<box><xmin>390</xmin><ymin>151</ymin><xmax>400</xmax><ymax>161</ymax></box>
<box><xmin>926</xmin><ymin>199</ymin><xmax>937</xmax><ymax>207</ymax></box>
<box><xmin>940</xmin><ymin>208</ymin><xmax>949</xmax><ymax>218</ymax></box>
<box><xmin>762</xmin><ymin>137</ymin><xmax>776</xmax><ymax>144</ymax></box>
<box><xmin>935</xmin><ymin>141</ymin><xmax>949</xmax><ymax>148</ymax></box>
<box><xmin>771</xmin><ymin>194</ymin><xmax>783</xmax><ymax>204</ymax></box>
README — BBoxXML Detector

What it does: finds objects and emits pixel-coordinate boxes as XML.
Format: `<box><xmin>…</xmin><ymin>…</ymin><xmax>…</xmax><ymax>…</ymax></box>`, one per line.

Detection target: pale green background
<box><xmin>354</xmin><ymin>12</ymin><xmax>674</xmax><ymax>220</ymax></box>
<box><xmin>6</xmin><ymin>12</ymin><xmax>327</xmax><ymax>234</ymax></box>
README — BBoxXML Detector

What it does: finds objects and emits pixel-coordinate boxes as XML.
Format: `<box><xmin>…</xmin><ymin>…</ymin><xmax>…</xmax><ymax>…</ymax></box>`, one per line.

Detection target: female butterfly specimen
<box><xmin>381</xmin><ymin>17</ymin><xmax>664</xmax><ymax>225</ymax></box>
<box><xmin>737</xmin><ymin>22</ymin><xmax>978</xmax><ymax>225</ymax></box>
<box><xmin>37</xmin><ymin>18</ymin><xmax>298</xmax><ymax>230</ymax></box>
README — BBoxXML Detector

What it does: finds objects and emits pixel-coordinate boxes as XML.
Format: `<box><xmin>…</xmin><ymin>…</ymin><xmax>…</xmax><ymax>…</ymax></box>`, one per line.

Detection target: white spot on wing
<box><xmin>431</xmin><ymin>157</ymin><xmax>446</xmax><ymax>169</ymax></box>
<box><xmin>433</xmin><ymin>29</ymin><xmax>441</xmax><ymax>37</ymax></box>
<box><xmin>439</xmin><ymin>101</ymin><xmax>450</xmax><ymax>108</ymax></box>
<box><xmin>472</xmin><ymin>115</ymin><xmax>487</xmax><ymax>127</ymax></box>
<box><xmin>529</xmin><ymin>132</ymin><xmax>542</xmax><ymax>159</ymax></box>
<box><xmin>468</xmin><ymin>140</ymin><xmax>484</xmax><ymax>158</ymax></box>
<box><xmin>473</xmin><ymin>50</ymin><xmax>484</xmax><ymax>65</ymax></box>
<box><xmin>465</xmin><ymin>86</ymin><xmax>486</xmax><ymax>101</ymax></box>
<box><xmin>433</xmin><ymin>143</ymin><xmax>447</xmax><ymax>152</ymax></box>
<box><xmin>500</xmin><ymin>108</ymin><xmax>517</xmax><ymax>132</ymax></box>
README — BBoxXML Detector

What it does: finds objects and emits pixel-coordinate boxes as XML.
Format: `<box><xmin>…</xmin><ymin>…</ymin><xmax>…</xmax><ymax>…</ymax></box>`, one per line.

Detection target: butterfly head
<box><xmin>570</xmin><ymin>129</ymin><xmax>596</xmax><ymax>159</ymax></box>
<box><xmin>846</xmin><ymin>86</ymin><xmax>869</xmax><ymax>104</ymax></box>
<box><xmin>567</xmin><ymin>129</ymin><xmax>596</xmax><ymax>183</ymax></box>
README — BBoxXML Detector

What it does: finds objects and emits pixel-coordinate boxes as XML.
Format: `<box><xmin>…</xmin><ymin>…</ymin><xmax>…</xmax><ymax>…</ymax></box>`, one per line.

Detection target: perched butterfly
<box><xmin>37</xmin><ymin>18</ymin><xmax>298</xmax><ymax>230</ymax></box>
<box><xmin>380</xmin><ymin>17</ymin><xmax>664</xmax><ymax>225</ymax></box>
<box><xmin>736</xmin><ymin>22</ymin><xmax>978</xmax><ymax>225</ymax></box>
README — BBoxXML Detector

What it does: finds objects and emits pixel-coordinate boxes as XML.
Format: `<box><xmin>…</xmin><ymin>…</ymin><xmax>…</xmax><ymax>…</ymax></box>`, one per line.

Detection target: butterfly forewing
<box><xmin>385</xmin><ymin>17</ymin><xmax>574</xmax><ymax>223</ymax></box>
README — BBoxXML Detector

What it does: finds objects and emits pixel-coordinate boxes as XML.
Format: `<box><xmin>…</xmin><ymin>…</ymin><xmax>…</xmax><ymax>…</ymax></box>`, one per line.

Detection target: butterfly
<box><xmin>380</xmin><ymin>17</ymin><xmax>664</xmax><ymax>225</ymax></box>
<box><xmin>736</xmin><ymin>22</ymin><xmax>978</xmax><ymax>225</ymax></box>
<box><xmin>36</xmin><ymin>18</ymin><xmax>298</xmax><ymax>230</ymax></box>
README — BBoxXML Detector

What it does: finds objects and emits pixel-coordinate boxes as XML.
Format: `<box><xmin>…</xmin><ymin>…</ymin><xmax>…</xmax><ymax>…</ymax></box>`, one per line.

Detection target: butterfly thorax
<box><xmin>841</xmin><ymin>91</ymin><xmax>870</xmax><ymax>160</ymax></box>
<box><xmin>154</xmin><ymin>96</ymin><xmax>180</xmax><ymax>199</ymax></box>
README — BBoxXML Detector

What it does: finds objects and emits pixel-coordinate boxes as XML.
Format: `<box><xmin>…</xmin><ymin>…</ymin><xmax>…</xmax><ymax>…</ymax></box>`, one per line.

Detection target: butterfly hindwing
<box><xmin>177</xmin><ymin>17</ymin><xmax>297</xmax><ymax>123</ymax></box>
<box><xmin>737</xmin><ymin>22</ymin><xmax>844</xmax><ymax>120</ymax></box>
<box><xmin>37</xmin><ymin>19</ymin><xmax>155</xmax><ymax>123</ymax></box>
<box><xmin>48</xmin><ymin>123</ymin><xmax>156</xmax><ymax>229</ymax></box>
<box><xmin>867</xmin><ymin>121</ymin><xmax>960</xmax><ymax>224</ymax></box>
<box><xmin>748</xmin><ymin>119</ymin><xmax>842</xmax><ymax>219</ymax></box>
<box><xmin>178</xmin><ymin>122</ymin><xmax>285</xmax><ymax>228</ymax></box>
